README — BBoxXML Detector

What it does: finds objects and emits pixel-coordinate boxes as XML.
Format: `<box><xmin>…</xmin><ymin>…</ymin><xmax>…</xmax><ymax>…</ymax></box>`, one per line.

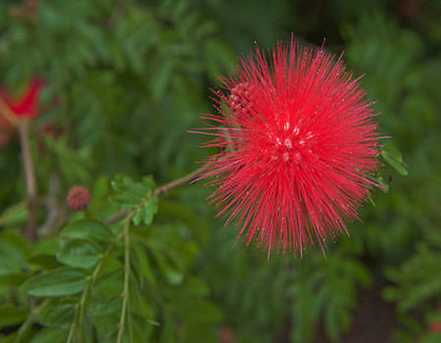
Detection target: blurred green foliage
<box><xmin>0</xmin><ymin>0</ymin><xmax>440</xmax><ymax>342</ymax></box>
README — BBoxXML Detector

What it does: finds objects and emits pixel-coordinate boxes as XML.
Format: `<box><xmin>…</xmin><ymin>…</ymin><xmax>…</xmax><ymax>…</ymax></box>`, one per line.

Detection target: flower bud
<box><xmin>67</xmin><ymin>185</ymin><xmax>91</xmax><ymax>211</ymax></box>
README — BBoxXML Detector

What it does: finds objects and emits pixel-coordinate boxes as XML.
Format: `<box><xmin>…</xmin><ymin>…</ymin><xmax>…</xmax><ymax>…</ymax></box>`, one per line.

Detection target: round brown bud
<box><xmin>67</xmin><ymin>185</ymin><xmax>91</xmax><ymax>211</ymax></box>
<box><xmin>431</xmin><ymin>322</ymin><xmax>441</xmax><ymax>333</ymax></box>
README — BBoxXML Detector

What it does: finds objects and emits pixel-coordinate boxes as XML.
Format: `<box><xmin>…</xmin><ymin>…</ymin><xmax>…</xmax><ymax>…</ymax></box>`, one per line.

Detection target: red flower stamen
<box><xmin>196</xmin><ymin>39</ymin><xmax>380</xmax><ymax>253</ymax></box>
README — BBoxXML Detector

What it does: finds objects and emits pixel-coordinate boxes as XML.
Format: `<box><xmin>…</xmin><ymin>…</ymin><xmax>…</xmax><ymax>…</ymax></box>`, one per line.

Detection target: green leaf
<box><xmin>384</xmin><ymin>242</ymin><xmax>441</xmax><ymax>312</ymax></box>
<box><xmin>381</xmin><ymin>143</ymin><xmax>408</xmax><ymax>176</ymax></box>
<box><xmin>0</xmin><ymin>231</ymin><xmax>29</xmax><ymax>276</ymax></box>
<box><xmin>151</xmin><ymin>250</ymin><xmax>183</xmax><ymax>285</ymax></box>
<box><xmin>24</xmin><ymin>268</ymin><xmax>87</xmax><ymax>297</ymax></box>
<box><xmin>30</xmin><ymin>328</ymin><xmax>67</xmax><ymax>343</ymax></box>
<box><xmin>132</xmin><ymin>242</ymin><xmax>156</xmax><ymax>286</ymax></box>
<box><xmin>0</xmin><ymin>201</ymin><xmax>27</xmax><ymax>227</ymax></box>
<box><xmin>421</xmin><ymin>333</ymin><xmax>441</xmax><ymax>343</ymax></box>
<box><xmin>204</xmin><ymin>39</ymin><xmax>236</xmax><ymax>80</ymax></box>
<box><xmin>132</xmin><ymin>196</ymin><xmax>158</xmax><ymax>226</ymax></box>
<box><xmin>45</xmin><ymin>138</ymin><xmax>92</xmax><ymax>183</ymax></box>
<box><xmin>28</xmin><ymin>254</ymin><xmax>60</xmax><ymax>269</ymax></box>
<box><xmin>39</xmin><ymin>301</ymin><xmax>75</xmax><ymax>328</ymax></box>
<box><xmin>111</xmin><ymin>176</ymin><xmax>158</xmax><ymax>226</ymax></box>
<box><xmin>0</xmin><ymin>304</ymin><xmax>27</xmax><ymax>327</ymax></box>
<box><xmin>61</xmin><ymin>220</ymin><xmax>113</xmax><ymax>244</ymax></box>
<box><xmin>0</xmin><ymin>272</ymin><xmax>29</xmax><ymax>290</ymax></box>
<box><xmin>151</xmin><ymin>59</ymin><xmax>174</xmax><ymax>100</ymax></box>
<box><xmin>32</xmin><ymin>237</ymin><xmax>60</xmax><ymax>257</ymax></box>
<box><xmin>90</xmin><ymin>297</ymin><xmax>121</xmax><ymax>319</ymax></box>
<box><xmin>290</xmin><ymin>252</ymin><xmax>371</xmax><ymax>342</ymax></box>
<box><xmin>130</xmin><ymin>280</ymin><xmax>155</xmax><ymax>320</ymax></box>
<box><xmin>57</xmin><ymin>239</ymin><xmax>101</xmax><ymax>269</ymax></box>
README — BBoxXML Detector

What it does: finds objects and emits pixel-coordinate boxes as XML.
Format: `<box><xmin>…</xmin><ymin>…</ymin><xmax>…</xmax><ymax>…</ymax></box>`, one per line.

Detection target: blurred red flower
<box><xmin>0</xmin><ymin>78</ymin><xmax>44</xmax><ymax>120</ymax></box>
<box><xmin>196</xmin><ymin>39</ymin><xmax>380</xmax><ymax>253</ymax></box>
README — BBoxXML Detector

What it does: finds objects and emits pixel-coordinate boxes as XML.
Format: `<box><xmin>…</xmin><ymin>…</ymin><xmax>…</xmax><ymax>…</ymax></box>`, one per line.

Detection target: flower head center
<box><xmin>271</xmin><ymin>126</ymin><xmax>315</xmax><ymax>164</ymax></box>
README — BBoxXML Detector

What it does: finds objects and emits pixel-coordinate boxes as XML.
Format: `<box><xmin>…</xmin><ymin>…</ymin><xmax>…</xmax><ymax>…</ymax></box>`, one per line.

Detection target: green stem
<box><xmin>106</xmin><ymin>165</ymin><xmax>207</xmax><ymax>226</ymax></box>
<box><xmin>67</xmin><ymin>166</ymin><xmax>204</xmax><ymax>339</ymax></box>
<box><xmin>14</xmin><ymin>300</ymin><xmax>49</xmax><ymax>343</ymax></box>
<box><xmin>66</xmin><ymin>236</ymin><xmax>119</xmax><ymax>343</ymax></box>
<box><xmin>18</xmin><ymin>121</ymin><xmax>38</xmax><ymax>241</ymax></box>
<box><xmin>117</xmin><ymin>217</ymin><xmax>131</xmax><ymax>343</ymax></box>
<box><xmin>153</xmin><ymin>165</ymin><xmax>206</xmax><ymax>196</ymax></box>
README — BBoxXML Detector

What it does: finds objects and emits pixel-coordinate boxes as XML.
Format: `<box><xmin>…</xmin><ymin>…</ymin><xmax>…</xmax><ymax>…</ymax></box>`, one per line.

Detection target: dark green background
<box><xmin>0</xmin><ymin>0</ymin><xmax>440</xmax><ymax>342</ymax></box>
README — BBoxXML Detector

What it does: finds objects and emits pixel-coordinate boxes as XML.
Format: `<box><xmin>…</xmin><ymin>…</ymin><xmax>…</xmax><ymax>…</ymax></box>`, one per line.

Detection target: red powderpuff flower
<box><xmin>195</xmin><ymin>39</ymin><xmax>380</xmax><ymax>253</ymax></box>
<box><xmin>0</xmin><ymin>78</ymin><xmax>44</xmax><ymax>120</ymax></box>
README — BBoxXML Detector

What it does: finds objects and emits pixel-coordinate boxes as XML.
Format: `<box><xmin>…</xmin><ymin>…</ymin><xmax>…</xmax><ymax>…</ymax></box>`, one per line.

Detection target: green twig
<box><xmin>153</xmin><ymin>165</ymin><xmax>206</xmax><ymax>196</ymax></box>
<box><xmin>106</xmin><ymin>165</ymin><xmax>207</xmax><ymax>226</ymax></box>
<box><xmin>67</xmin><ymin>166</ymin><xmax>206</xmax><ymax>340</ymax></box>
<box><xmin>18</xmin><ymin>121</ymin><xmax>38</xmax><ymax>241</ymax></box>
<box><xmin>116</xmin><ymin>217</ymin><xmax>132</xmax><ymax>343</ymax></box>
<box><xmin>14</xmin><ymin>300</ymin><xmax>49</xmax><ymax>343</ymax></box>
<box><xmin>66</xmin><ymin>236</ymin><xmax>119</xmax><ymax>343</ymax></box>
